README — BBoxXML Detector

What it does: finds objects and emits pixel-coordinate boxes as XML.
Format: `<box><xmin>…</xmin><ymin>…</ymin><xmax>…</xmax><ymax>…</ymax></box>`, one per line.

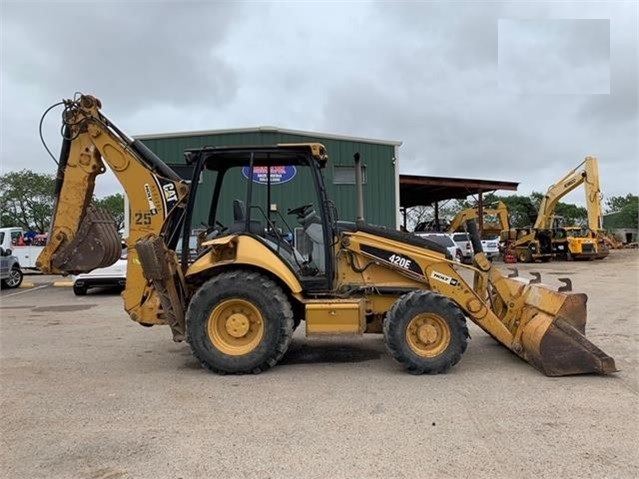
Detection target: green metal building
<box><xmin>137</xmin><ymin>127</ymin><xmax>402</xmax><ymax>229</ymax></box>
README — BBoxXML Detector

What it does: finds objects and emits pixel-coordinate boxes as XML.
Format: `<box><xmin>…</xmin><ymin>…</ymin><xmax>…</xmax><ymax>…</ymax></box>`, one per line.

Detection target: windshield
<box><xmin>452</xmin><ymin>233</ymin><xmax>469</xmax><ymax>241</ymax></box>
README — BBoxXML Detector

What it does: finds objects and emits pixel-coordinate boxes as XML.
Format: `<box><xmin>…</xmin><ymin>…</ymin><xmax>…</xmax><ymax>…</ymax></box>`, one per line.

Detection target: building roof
<box><xmin>400</xmin><ymin>174</ymin><xmax>519</xmax><ymax>207</ymax></box>
<box><xmin>135</xmin><ymin>126</ymin><xmax>402</xmax><ymax>147</ymax></box>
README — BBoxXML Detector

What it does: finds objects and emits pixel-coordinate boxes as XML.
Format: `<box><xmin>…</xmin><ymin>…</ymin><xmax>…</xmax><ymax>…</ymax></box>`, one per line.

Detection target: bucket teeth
<box><xmin>529</xmin><ymin>272</ymin><xmax>541</xmax><ymax>284</ymax></box>
<box><xmin>508</xmin><ymin>267</ymin><xmax>519</xmax><ymax>278</ymax></box>
<box><xmin>558</xmin><ymin>278</ymin><xmax>573</xmax><ymax>292</ymax></box>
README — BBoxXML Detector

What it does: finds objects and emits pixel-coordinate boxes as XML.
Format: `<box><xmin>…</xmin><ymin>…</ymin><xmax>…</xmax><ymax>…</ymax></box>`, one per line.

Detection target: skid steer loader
<box><xmin>37</xmin><ymin>94</ymin><xmax>617</xmax><ymax>376</ymax></box>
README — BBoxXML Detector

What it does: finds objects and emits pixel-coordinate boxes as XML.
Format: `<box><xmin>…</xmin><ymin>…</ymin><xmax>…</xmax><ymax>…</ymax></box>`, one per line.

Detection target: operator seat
<box><xmin>298</xmin><ymin>206</ymin><xmax>325</xmax><ymax>273</ymax></box>
<box><xmin>228</xmin><ymin>199</ymin><xmax>264</xmax><ymax>235</ymax></box>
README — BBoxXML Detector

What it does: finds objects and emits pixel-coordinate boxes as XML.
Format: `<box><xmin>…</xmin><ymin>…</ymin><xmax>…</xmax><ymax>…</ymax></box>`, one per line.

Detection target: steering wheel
<box><xmin>287</xmin><ymin>203</ymin><xmax>314</xmax><ymax>217</ymax></box>
<box><xmin>202</xmin><ymin>220</ymin><xmax>228</xmax><ymax>240</ymax></box>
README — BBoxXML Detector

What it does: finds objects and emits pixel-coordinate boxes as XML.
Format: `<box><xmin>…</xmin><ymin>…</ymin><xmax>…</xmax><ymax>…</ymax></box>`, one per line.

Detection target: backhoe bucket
<box><xmin>505</xmin><ymin>280</ymin><xmax>617</xmax><ymax>376</ymax></box>
<box><xmin>51</xmin><ymin>204</ymin><xmax>122</xmax><ymax>274</ymax></box>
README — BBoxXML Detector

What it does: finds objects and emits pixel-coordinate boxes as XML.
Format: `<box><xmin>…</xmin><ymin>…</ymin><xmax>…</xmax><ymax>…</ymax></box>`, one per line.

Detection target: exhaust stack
<box><xmin>354</xmin><ymin>152</ymin><xmax>364</xmax><ymax>222</ymax></box>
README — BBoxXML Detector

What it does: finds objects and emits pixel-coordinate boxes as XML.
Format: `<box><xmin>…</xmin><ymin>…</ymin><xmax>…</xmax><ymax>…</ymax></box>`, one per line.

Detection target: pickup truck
<box><xmin>451</xmin><ymin>233</ymin><xmax>474</xmax><ymax>263</ymax></box>
<box><xmin>0</xmin><ymin>227</ymin><xmax>45</xmax><ymax>270</ymax></box>
<box><xmin>481</xmin><ymin>237</ymin><xmax>501</xmax><ymax>261</ymax></box>
<box><xmin>451</xmin><ymin>233</ymin><xmax>500</xmax><ymax>262</ymax></box>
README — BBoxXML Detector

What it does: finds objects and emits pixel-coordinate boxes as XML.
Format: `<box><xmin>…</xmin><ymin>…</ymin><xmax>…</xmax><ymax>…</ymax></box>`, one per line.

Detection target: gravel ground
<box><xmin>1</xmin><ymin>250</ymin><xmax>637</xmax><ymax>479</ymax></box>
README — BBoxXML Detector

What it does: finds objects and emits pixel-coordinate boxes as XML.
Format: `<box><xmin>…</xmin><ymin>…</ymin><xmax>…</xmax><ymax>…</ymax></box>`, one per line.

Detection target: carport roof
<box><xmin>400</xmin><ymin>174</ymin><xmax>519</xmax><ymax>208</ymax></box>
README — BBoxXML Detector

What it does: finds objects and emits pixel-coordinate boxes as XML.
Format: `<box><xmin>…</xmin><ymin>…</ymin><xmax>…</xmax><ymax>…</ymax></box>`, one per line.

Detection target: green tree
<box><xmin>498</xmin><ymin>195</ymin><xmax>538</xmax><ymax>228</ymax></box>
<box><xmin>94</xmin><ymin>193</ymin><xmax>125</xmax><ymax>231</ymax></box>
<box><xmin>605</xmin><ymin>195</ymin><xmax>638</xmax><ymax>229</ymax></box>
<box><xmin>554</xmin><ymin>202</ymin><xmax>588</xmax><ymax>226</ymax></box>
<box><xmin>619</xmin><ymin>196</ymin><xmax>638</xmax><ymax>229</ymax></box>
<box><xmin>0</xmin><ymin>169</ymin><xmax>55</xmax><ymax>232</ymax></box>
<box><xmin>605</xmin><ymin>193</ymin><xmax>637</xmax><ymax>213</ymax></box>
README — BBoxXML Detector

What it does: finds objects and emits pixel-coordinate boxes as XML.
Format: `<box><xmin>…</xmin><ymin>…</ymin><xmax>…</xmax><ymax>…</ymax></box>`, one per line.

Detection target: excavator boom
<box><xmin>534</xmin><ymin>157</ymin><xmax>602</xmax><ymax>231</ymax></box>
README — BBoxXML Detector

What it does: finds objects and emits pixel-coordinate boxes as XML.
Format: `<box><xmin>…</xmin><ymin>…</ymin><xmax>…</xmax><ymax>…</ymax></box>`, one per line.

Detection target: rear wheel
<box><xmin>1</xmin><ymin>266</ymin><xmax>23</xmax><ymax>289</ymax></box>
<box><xmin>186</xmin><ymin>270</ymin><xmax>294</xmax><ymax>374</ymax></box>
<box><xmin>383</xmin><ymin>291</ymin><xmax>469</xmax><ymax>374</ymax></box>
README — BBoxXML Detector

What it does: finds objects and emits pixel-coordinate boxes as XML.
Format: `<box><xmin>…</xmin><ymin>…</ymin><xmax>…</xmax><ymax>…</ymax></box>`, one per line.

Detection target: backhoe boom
<box><xmin>37</xmin><ymin>95</ymin><xmax>190</xmax><ymax>331</ymax></box>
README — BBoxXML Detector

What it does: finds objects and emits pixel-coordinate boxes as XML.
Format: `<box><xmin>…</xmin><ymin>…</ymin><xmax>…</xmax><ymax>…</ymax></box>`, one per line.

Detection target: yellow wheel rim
<box><xmin>207</xmin><ymin>299</ymin><xmax>264</xmax><ymax>356</ymax></box>
<box><xmin>405</xmin><ymin>313</ymin><xmax>451</xmax><ymax>358</ymax></box>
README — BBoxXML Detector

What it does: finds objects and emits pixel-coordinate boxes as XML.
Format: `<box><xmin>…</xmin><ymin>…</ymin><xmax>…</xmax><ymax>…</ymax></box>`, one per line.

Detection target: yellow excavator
<box><xmin>447</xmin><ymin>201</ymin><xmax>509</xmax><ymax>236</ymax></box>
<box><xmin>37</xmin><ymin>94</ymin><xmax>616</xmax><ymax>376</ymax></box>
<box><xmin>504</xmin><ymin>157</ymin><xmax>609</xmax><ymax>262</ymax></box>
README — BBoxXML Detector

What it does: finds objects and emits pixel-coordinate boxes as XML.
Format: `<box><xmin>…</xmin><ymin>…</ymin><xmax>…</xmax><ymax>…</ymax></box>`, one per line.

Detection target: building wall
<box><xmin>139</xmin><ymin>131</ymin><xmax>398</xmax><ymax>228</ymax></box>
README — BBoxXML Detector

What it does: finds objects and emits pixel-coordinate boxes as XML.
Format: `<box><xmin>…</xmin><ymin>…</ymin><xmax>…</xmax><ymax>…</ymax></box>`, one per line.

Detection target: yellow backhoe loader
<box><xmin>503</xmin><ymin>157</ymin><xmax>609</xmax><ymax>262</ymax></box>
<box><xmin>447</xmin><ymin>201</ymin><xmax>509</xmax><ymax>237</ymax></box>
<box><xmin>37</xmin><ymin>95</ymin><xmax>616</xmax><ymax>376</ymax></box>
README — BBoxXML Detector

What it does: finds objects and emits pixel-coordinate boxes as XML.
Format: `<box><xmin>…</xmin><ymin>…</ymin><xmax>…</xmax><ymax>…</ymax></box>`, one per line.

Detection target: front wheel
<box><xmin>383</xmin><ymin>291</ymin><xmax>469</xmax><ymax>374</ymax></box>
<box><xmin>517</xmin><ymin>248</ymin><xmax>532</xmax><ymax>263</ymax></box>
<box><xmin>2</xmin><ymin>267</ymin><xmax>23</xmax><ymax>289</ymax></box>
<box><xmin>73</xmin><ymin>284</ymin><xmax>87</xmax><ymax>296</ymax></box>
<box><xmin>186</xmin><ymin>270</ymin><xmax>294</xmax><ymax>374</ymax></box>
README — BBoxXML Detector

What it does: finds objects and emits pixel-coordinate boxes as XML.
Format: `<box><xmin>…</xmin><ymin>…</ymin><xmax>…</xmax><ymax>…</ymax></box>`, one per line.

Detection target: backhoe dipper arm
<box><xmin>447</xmin><ymin>201</ymin><xmax>509</xmax><ymax>234</ymax></box>
<box><xmin>37</xmin><ymin>95</ymin><xmax>190</xmax><ymax>328</ymax></box>
<box><xmin>447</xmin><ymin>208</ymin><xmax>474</xmax><ymax>233</ymax></box>
<box><xmin>494</xmin><ymin>201</ymin><xmax>510</xmax><ymax>231</ymax></box>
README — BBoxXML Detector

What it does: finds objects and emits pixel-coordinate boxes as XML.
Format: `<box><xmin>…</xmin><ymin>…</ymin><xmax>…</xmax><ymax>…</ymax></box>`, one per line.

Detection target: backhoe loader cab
<box><xmin>37</xmin><ymin>94</ymin><xmax>617</xmax><ymax>377</ymax></box>
<box><xmin>180</xmin><ymin>144</ymin><xmax>339</xmax><ymax>293</ymax></box>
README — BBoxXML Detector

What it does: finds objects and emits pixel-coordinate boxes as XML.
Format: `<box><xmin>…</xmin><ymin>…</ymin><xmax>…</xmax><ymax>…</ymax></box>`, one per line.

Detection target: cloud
<box><xmin>497</xmin><ymin>19</ymin><xmax>610</xmax><ymax>94</ymax></box>
<box><xmin>0</xmin><ymin>0</ymin><xmax>636</xmax><ymax>206</ymax></box>
<box><xmin>1</xmin><ymin>1</ymin><xmax>242</xmax><ymax>111</ymax></box>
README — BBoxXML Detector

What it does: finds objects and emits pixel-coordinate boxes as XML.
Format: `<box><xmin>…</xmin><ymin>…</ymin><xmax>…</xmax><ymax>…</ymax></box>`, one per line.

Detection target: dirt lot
<box><xmin>1</xmin><ymin>250</ymin><xmax>638</xmax><ymax>479</ymax></box>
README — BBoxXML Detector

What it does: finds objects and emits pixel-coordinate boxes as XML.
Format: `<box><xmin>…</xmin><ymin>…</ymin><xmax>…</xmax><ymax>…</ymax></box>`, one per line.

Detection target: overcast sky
<box><xmin>1</xmin><ymin>1</ymin><xmax>637</xmax><ymax>207</ymax></box>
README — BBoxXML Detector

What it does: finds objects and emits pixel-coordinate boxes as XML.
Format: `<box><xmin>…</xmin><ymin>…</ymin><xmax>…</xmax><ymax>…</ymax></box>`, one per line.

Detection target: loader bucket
<box><xmin>509</xmin><ymin>281</ymin><xmax>617</xmax><ymax>376</ymax></box>
<box><xmin>466</xmin><ymin>217</ymin><xmax>617</xmax><ymax>376</ymax></box>
<box><xmin>51</xmin><ymin>204</ymin><xmax>122</xmax><ymax>274</ymax></box>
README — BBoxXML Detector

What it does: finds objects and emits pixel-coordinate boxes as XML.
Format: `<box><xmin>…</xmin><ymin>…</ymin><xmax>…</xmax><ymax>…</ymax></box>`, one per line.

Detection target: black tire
<box><xmin>383</xmin><ymin>291</ymin><xmax>469</xmax><ymax>374</ymax></box>
<box><xmin>2</xmin><ymin>267</ymin><xmax>23</xmax><ymax>289</ymax></box>
<box><xmin>186</xmin><ymin>270</ymin><xmax>294</xmax><ymax>374</ymax></box>
<box><xmin>517</xmin><ymin>248</ymin><xmax>533</xmax><ymax>263</ymax></box>
<box><xmin>73</xmin><ymin>284</ymin><xmax>87</xmax><ymax>296</ymax></box>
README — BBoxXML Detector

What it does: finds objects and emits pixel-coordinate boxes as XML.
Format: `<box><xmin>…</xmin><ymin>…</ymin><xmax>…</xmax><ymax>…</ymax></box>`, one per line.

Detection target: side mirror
<box><xmin>5</xmin><ymin>248</ymin><xmax>12</xmax><ymax>256</ymax></box>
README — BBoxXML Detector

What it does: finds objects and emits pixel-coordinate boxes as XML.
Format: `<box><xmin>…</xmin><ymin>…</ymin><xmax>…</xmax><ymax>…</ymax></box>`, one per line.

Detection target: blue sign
<box><xmin>241</xmin><ymin>166</ymin><xmax>297</xmax><ymax>185</ymax></box>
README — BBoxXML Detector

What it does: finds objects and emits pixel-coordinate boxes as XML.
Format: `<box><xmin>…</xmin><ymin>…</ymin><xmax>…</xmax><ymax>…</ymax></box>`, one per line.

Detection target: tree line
<box><xmin>0</xmin><ymin>170</ymin><xmax>124</xmax><ymax>233</ymax></box>
<box><xmin>1</xmin><ymin>169</ymin><xmax>637</xmax><ymax>234</ymax></box>
<box><xmin>406</xmin><ymin>191</ymin><xmax>638</xmax><ymax>232</ymax></box>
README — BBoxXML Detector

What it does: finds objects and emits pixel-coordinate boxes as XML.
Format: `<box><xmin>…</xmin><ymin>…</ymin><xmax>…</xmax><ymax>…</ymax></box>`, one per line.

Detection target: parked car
<box><xmin>176</xmin><ymin>234</ymin><xmax>201</xmax><ymax>264</ymax></box>
<box><xmin>72</xmin><ymin>245</ymin><xmax>127</xmax><ymax>296</ymax></box>
<box><xmin>414</xmin><ymin>232</ymin><xmax>462</xmax><ymax>262</ymax></box>
<box><xmin>481</xmin><ymin>236</ymin><xmax>501</xmax><ymax>261</ymax></box>
<box><xmin>0</xmin><ymin>247</ymin><xmax>23</xmax><ymax>289</ymax></box>
<box><xmin>451</xmin><ymin>232</ymin><xmax>474</xmax><ymax>263</ymax></box>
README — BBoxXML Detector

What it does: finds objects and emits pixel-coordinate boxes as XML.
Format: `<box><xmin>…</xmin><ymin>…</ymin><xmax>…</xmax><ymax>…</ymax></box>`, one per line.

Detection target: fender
<box><xmin>186</xmin><ymin>235</ymin><xmax>303</xmax><ymax>294</ymax></box>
